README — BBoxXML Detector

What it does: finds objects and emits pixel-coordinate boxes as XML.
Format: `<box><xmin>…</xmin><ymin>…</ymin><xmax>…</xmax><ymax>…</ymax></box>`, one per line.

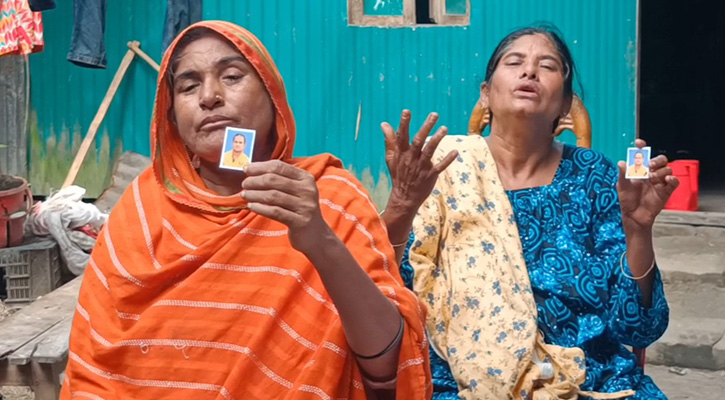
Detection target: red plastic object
<box><xmin>0</xmin><ymin>177</ymin><xmax>32</xmax><ymax>248</ymax></box>
<box><xmin>664</xmin><ymin>160</ymin><xmax>699</xmax><ymax>212</ymax></box>
<box><xmin>633</xmin><ymin>347</ymin><xmax>646</xmax><ymax>369</ymax></box>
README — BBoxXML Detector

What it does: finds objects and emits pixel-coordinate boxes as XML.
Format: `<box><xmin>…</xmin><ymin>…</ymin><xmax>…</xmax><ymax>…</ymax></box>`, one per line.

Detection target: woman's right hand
<box><xmin>381</xmin><ymin>110</ymin><xmax>458</xmax><ymax>244</ymax></box>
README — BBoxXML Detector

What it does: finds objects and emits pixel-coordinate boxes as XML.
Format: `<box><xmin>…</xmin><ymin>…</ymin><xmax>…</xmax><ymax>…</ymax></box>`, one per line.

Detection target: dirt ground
<box><xmin>0</xmin><ymin>175</ymin><xmax>24</xmax><ymax>191</ymax></box>
<box><xmin>648</xmin><ymin>365</ymin><xmax>725</xmax><ymax>400</ymax></box>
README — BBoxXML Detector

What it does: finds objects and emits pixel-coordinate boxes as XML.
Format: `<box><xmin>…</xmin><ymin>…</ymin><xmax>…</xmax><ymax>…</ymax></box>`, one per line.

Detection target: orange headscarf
<box><xmin>61</xmin><ymin>21</ymin><xmax>430</xmax><ymax>399</ymax></box>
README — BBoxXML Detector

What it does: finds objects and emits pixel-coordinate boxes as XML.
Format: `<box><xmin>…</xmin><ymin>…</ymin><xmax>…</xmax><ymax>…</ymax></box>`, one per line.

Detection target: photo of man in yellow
<box><xmin>626</xmin><ymin>149</ymin><xmax>650</xmax><ymax>179</ymax></box>
<box><xmin>222</xmin><ymin>133</ymin><xmax>251</xmax><ymax>170</ymax></box>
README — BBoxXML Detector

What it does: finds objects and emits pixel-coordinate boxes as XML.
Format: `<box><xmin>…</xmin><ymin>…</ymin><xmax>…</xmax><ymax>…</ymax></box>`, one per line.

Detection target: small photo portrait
<box><xmin>625</xmin><ymin>146</ymin><xmax>651</xmax><ymax>180</ymax></box>
<box><xmin>219</xmin><ymin>127</ymin><xmax>256</xmax><ymax>171</ymax></box>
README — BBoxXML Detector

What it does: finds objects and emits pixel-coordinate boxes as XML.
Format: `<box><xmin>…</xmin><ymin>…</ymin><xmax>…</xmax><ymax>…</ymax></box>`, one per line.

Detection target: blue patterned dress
<box><xmin>401</xmin><ymin>145</ymin><xmax>669</xmax><ymax>399</ymax></box>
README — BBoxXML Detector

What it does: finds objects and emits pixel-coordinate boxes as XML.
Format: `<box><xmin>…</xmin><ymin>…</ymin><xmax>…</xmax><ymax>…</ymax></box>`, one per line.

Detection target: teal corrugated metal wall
<box><xmin>30</xmin><ymin>0</ymin><xmax>162</xmax><ymax>154</ymax></box>
<box><xmin>202</xmin><ymin>0</ymin><xmax>638</xmax><ymax>183</ymax></box>
<box><xmin>28</xmin><ymin>0</ymin><xmax>163</xmax><ymax>195</ymax></box>
<box><xmin>28</xmin><ymin>0</ymin><xmax>637</xmax><ymax>196</ymax></box>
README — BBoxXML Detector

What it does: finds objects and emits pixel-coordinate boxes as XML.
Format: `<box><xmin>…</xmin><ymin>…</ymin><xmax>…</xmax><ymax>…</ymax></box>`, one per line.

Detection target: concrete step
<box><xmin>648</xmin><ymin>212</ymin><xmax>725</xmax><ymax>369</ymax></box>
<box><xmin>646</xmin><ymin>364</ymin><xmax>725</xmax><ymax>400</ymax></box>
<box><xmin>647</xmin><ymin>284</ymin><xmax>725</xmax><ymax>370</ymax></box>
<box><xmin>653</xmin><ymin>221</ymin><xmax>725</xmax><ymax>287</ymax></box>
<box><xmin>647</xmin><ymin>316</ymin><xmax>725</xmax><ymax>370</ymax></box>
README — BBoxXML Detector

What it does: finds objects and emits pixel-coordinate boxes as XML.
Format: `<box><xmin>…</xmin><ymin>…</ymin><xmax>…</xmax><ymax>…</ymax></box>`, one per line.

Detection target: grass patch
<box><xmin>346</xmin><ymin>165</ymin><xmax>391</xmax><ymax>210</ymax></box>
<box><xmin>26</xmin><ymin>113</ymin><xmax>392</xmax><ymax>203</ymax></box>
<box><xmin>28</xmin><ymin>112</ymin><xmax>122</xmax><ymax>198</ymax></box>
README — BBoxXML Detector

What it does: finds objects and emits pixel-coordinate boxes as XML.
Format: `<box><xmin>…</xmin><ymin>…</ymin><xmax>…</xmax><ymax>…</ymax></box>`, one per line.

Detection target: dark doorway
<box><xmin>639</xmin><ymin>0</ymin><xmax>725</xmax><ymax>211</ymax></box>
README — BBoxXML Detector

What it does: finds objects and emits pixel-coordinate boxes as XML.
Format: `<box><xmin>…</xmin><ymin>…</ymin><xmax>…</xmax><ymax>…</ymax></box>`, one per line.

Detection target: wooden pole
<box><xmin>127</xmin><ymin>41</ymin><xmax>160</xmax><ymax>72</ymax></box>
<box><xmin>61</xmin><ymin>45</ymin><xmax>137</xmax><ymax>189</ymax></box>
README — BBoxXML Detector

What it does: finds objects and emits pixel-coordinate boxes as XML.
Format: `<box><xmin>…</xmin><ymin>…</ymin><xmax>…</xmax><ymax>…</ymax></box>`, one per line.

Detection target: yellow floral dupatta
<box><xmin>409</xmin><ymin>135</ymin><xmax>634</xmax><ymax>400</ymax></box>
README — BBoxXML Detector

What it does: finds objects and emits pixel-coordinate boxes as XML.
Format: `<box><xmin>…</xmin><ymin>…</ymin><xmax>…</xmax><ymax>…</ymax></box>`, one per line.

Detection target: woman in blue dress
<box><xmin>380</xmin><ymin>26</ymin><xmax>679</xmax><ymax>399</ymax></box>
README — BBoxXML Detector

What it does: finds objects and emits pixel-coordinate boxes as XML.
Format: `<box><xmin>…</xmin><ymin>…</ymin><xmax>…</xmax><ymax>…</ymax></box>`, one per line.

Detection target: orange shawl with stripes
<box><xmin>61</xmin><ymin>21</ymin><xmax>430</xmax><ymax>400</ymax></box>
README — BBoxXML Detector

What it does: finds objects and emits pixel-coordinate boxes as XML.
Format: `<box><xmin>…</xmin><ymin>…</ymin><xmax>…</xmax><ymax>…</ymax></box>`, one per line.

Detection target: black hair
<box><xmin>484</xmin><ymin>24</ymin><xmax>582</xmax><ymax>100</ymax></box>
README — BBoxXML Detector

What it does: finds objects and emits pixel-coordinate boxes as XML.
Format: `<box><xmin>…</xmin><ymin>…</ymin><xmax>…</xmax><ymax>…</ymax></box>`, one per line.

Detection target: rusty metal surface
<box><xmin>0</xmin><ymin>56</ymin><xmax>28</xmax><ymax>178</ymax></box>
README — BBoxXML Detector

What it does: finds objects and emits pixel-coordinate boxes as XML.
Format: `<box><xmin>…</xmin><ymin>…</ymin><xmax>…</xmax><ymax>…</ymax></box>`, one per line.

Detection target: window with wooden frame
<box><xmin>347</xmin><ymin>0</ymin><xmax>470</xmax><ymax>27</ymax></box>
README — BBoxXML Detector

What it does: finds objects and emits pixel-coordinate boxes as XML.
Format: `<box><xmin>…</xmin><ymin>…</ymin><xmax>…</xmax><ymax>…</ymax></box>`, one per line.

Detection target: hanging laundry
<box><xmin>67</xmin><ymin>0</ymin><xmax>107</xmax><ymax>69</ymax></box>
<box><xmin>28</xmin><ymin>0</ymin><xmax>54</xmax><ymax>12</ymax></box>
<box><xmin>161</xmin><ymin>0</ymin><xmax>202</xmax><ymax>54</ymax></box>
<box><xmin>67</xmin><ymin>0</ymin><xmax>201</xmax><ymax>69</ymax></box>
<box><xmin>0</xmin><ymin>0</ymin><xmax>44</xmax><ymax>57</ymax></box>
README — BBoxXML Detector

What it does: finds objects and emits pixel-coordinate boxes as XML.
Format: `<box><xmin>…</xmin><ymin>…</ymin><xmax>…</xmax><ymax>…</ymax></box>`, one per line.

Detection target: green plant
<box><xmin>28</xmin><ymin>111</ymin><xmax>122</xmax><ymax>197</ymax></box>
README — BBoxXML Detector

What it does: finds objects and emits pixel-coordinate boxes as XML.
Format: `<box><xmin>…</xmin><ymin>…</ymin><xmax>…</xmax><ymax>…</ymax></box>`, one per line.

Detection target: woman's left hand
<box><xmin>242</xmin><ymin>160</ymin><xmax>331</xmax><ymax>256</ymax></box>
<box><xmin>617</xmin><ymin>139</ymin><xmax>680</xmax><ymax>232</ymax></box>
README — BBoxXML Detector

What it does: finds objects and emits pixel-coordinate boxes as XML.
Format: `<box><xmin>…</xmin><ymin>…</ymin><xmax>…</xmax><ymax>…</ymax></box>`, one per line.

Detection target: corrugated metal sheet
<box><xmin>30</xmin><ymin>0</ymin><xmax>163</xmax><ymax>154</ymax></box>
<box><xmin>28</xmin><ymin>0</ymin><xmax>163</xmax><ymax>195</ymax></box>
<box><xmin>203</xmin><ymin>0</ymin><xmax>638</xmax><ymax>181</ymax></box>
<box><xmin>0</xmin><ymin>55</ymin><xmax>28</xmax><ymax>177</ymax></box>
<box><xmin>27</xmin><ymin>0</ymin><xmax>637</xmax><ymax>195</ymax></box>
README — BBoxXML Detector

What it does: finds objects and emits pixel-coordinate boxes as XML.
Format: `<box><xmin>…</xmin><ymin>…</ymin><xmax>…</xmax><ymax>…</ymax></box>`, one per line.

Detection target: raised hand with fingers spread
<box><xmin>380</xmin><ymin>110</ymin><xmax>458</xmax><ymax>260</ymax></box>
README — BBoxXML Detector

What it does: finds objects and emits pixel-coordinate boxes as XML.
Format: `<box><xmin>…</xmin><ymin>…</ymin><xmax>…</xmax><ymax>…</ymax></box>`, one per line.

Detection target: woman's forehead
<box><xmin>503</xmin><ymin>34</ymin><xmax>558</xmax><ymax>57</ymax></box>
<box><xmin>175</xmin><ymin>35</ymin><xmax>248</xmax><ymax>70</ymax></box>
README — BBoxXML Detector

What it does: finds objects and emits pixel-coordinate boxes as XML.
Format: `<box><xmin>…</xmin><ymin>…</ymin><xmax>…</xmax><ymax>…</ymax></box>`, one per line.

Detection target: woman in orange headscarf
<box><xmin>60</xmin><ymin>21</ymin><xmax>430</xmax><ymax>400</ymax></box>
